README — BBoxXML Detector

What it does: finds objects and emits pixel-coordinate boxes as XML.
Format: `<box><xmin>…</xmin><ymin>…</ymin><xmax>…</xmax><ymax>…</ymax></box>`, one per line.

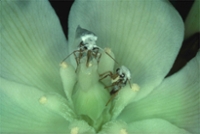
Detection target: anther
<box><xmin>120</xmin><ymin>129</ymin><xmax>128</xmax><ymax>134</ymax></box>
<box><xmin>131</xmin><ymin>83</ymin><xmax>140</xmax><ymax>92</ymax></box>
<box><xmin>70</xmin><ymin>127</ymin><xmax>79</xmax><ymax>134</ymax></box>
<box><xmin>39</xmin><ymin>96</ymin><xmax>47</xmax><ymax>104</ymax></box>
<box><xmin>60</xmin><ymin>62</ymin><xmax>68</xmax><ymax>68</ymax></box>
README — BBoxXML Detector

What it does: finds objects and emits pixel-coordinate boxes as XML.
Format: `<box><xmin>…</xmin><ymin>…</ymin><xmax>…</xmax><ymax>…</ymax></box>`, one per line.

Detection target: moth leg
<box><xmin>106</xmin><ymin>91</ymin><xmax>118</xmax><ymax>106</ymax></box>
<box><xmin>73</xmin><ymin>50</ymin><xmax>81</xmax><ymax>66</ymax></box>
<box><xmin>104</xmin><ymin>82</ymin><xmax>116</xmax><ymax>89</ymax></box>
<box><xmin>96</xmin><ymin>53</ymin><xmax>102</xmax><ymax>65</ymax></box>
<box><xmin>99</xmin><ymin>71</ymin><xmax>113</xmax><ymax>81</ymax></box>
<box><xmin>61</xmin><ymin>50</ymin><xmax>79</xmax><ymax>63</ymax></box>
<box><xmin>86</xmin><ymin>50</ymin><xmax>92</xmax><ymax>67</ymax></box>
<box><xmin>104</xmin><ymin>80</ymin><xmax>121</xmax><ymax>89</ymax></box>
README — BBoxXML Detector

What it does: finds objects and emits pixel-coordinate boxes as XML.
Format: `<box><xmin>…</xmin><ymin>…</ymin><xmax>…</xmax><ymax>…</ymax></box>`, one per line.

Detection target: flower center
<box><xmin>58</xmin><ymin>48</ymin><xmax>139</xmax><ymax>132</ymax></box>
<box><xmin>70</xmin><ymin>127</ymin><xmax>79</xmax><ymax>134</ymax></box>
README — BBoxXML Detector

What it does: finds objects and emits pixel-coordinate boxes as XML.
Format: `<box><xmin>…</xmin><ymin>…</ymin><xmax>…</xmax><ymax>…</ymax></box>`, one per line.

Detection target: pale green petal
<box><xmin>68</xmin><ymin>0</ymin><xmax>184</xmax><ymax>101</ymax></box>
<box><xmin>0</xmin><ymin>77</ymin><xmax>73</xmax><ymax>133</ymax></box>
<box><xmin>98</xmin><ymin>120</ymin><xmax>128</xmax><ymax>134</ymax></box>
<box><xmin>67</xmin><ymin>120</ymin><xmax>96</xmax><ymax>134</ymax></box>
<box><xmin>185</xmin><ymin>0</ymin><xmax>200</xmax><ymax>39</ymax></box>
<box><xmin>99</xmin><ymin>119</ymin><xmax>190</xmax><ymax>134</ymax></box>
<box><xmin>99</xmin><ymin>119</ymin><xmax>191</xmax><ymax>134</ymax></box>
<box><xmin>118</xmin><ymin>52</ymin><xmax>200</xmax><ymax>134</ymax></box>
<box><xmin>0</xmin><ymin>0</ymin><xmax>67</xmax><ymax>94</ymax></box>
<box><xmin>127</xmin><ymin>119</ymin><xmax>191</xmax><ymax>134</ymax></box>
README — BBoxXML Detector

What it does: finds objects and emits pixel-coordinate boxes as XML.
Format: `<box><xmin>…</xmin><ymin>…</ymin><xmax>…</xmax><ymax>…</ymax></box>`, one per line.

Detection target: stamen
<box><xmin>120</xmin><ymin>129</ymin><xmax>128</xmax><ymax>134</ymax></box>
<box><xmin>60</xmin><ymin>62</ymin><xmax>76</xmax><ymax>103</ymax></box>
<box><xmin>70</xmin><ymin>127</ymin><xmax>79</xmax><ymax>134</ymax></box>
<box><xmin>39</xmin><ymin>93</ymin><xmax>76</xmax><ymax>122</ymax></box>
<box><xmin>98</xmin><ymin>47</ymin><xmax>115</xmax><ymax>74</ymax></box>
<box><xmin>111</xmin><ymin>83</ymin><xmax>139</xmax><ymax>120</ymax></box>
<box><xmin>39</xmin><ymin>96</ymin><xmax>47</xmax><ymax>104</ymax></box>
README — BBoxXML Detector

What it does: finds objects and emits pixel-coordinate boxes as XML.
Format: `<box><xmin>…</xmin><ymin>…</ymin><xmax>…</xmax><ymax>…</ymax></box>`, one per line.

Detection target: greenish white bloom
<box><xmin>0</xmin><ymin>0</ymin><xmax>199</xmax><ymax>134</ymax></box>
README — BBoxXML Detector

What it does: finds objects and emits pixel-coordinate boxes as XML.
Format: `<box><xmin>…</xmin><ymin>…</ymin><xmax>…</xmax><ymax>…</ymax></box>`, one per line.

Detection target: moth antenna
<box><xmin>99</xmin><ymin>47</ymin><xmax>120</xmax><ymax>65</ymax></box>
<box><xmin>61</xmin><ymin>50</ymin><xmax>79</xmax><ymax>63</ymax></box>
<box><xmin>105</xmin><ymin>51</ymin><xmax>120</xmax><ymax>65</ymax></box>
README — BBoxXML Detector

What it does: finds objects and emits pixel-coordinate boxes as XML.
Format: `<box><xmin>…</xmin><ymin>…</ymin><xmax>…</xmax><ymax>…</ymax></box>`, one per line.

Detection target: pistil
<box><xmin>59</xmin><ymin>47</ymin><xmax>140</xmax><ymax>132</ymax></box>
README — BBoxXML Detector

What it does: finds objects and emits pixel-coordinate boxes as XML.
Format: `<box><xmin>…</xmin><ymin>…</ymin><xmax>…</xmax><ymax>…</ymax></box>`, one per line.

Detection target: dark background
<box><xmin>49</xmin><ymin>0</ymin><xmax>199</xmax><ymax>77</ymax></box>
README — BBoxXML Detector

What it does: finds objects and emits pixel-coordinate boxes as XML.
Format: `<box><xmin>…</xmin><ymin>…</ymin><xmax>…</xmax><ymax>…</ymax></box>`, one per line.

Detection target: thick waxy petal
<box><xmin>0</xmin><ymin>0</ymin><xmax>67</xmax><ymax>94</ymax></box>
<box><xmin>0</xmin><ymin>77</ymin><xmax>75</xmax><ymax>133</ymax></box>
<box><xmin>185</xmin><ymin>0</ymin><xmax>200</xmax><ymax>39</ymax></box>
<box><xmin>68</xmin><ymin>0</ymin><xmax>184</xmax><ymax>101</ymax></box>
<box><xmin>127</xmin><ymin>119</ymin><xmax>191</xmax><ymax>134</ymax></box>
<box><xmin>67</xmin><ymin>120</ymin><xmax>96</xmax><ymax>134</ymax></box>
<box><xmin>99</xmin><ymin>119</ymin><xmax>191</xmax><ymax>134</ymax></box>
<box><xmin>60</xmin><ymin>62</ymin><xmax>76</xmax><ymax>104</ymax></box>
<box><xmin>99</xmin><ymin>120</ymin><xmax>128</xmax><ymax>134</ymax></box>
<box><xmin>118</xmin><ymin>52</ymin><xmax>200</xmax><ymax>134</ymax></box>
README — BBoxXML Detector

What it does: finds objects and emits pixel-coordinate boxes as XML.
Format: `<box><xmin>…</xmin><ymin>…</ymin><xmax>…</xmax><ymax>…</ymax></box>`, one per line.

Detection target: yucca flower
<box><xmin>0</xmin><ymin>0</ymin><xmax>199</xmax><ymax>133</ymax></box>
